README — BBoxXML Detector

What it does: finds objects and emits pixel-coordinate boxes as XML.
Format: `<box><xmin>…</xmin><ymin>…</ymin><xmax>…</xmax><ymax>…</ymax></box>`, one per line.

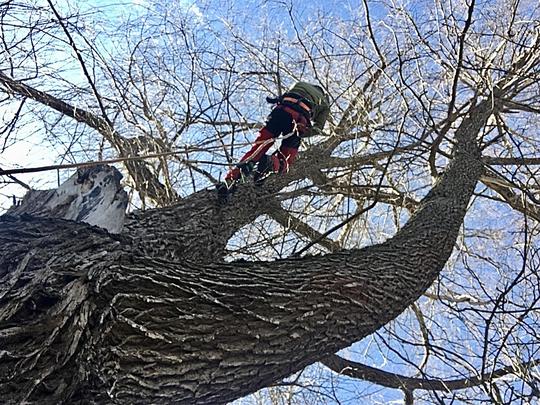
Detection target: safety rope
<box><xmin>0</xmin><ymin>151</ymin><xmax>227</xmax><ymax>176</ymax></box>
<box><xmin>0</xmin><ymin>131</ymin><xmax>299</xmax><ymax>177</ymax></box>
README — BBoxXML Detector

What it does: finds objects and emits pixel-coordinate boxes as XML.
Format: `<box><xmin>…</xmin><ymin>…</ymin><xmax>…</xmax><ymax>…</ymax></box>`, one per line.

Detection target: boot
<box><xmin>216</xmin><ymin>178</ymin><xmax>237</xmax><ymax>203</ymax></box>
<box><xmin>253</xmin><ymin>154</ymin><xmax>282</xmax><ymax>185</ymax></box>
<box><xmin>277</xmin><ymin>147</ymin><xmax>299</xmax><ymax>173</ymax></box>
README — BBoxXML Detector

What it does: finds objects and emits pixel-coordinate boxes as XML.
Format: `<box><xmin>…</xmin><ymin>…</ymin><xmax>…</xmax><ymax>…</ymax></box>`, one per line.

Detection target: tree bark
<box><xmin>0</xmin><ymin>102</ymin><xmax>492</xmax><ymax>404</ymax></box>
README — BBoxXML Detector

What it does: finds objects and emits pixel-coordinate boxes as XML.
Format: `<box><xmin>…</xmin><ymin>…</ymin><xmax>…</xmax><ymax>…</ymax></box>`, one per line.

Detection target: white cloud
<box><xmin>178</xmin><ymin>0</ymin><xmax>203</xmax><ymax>20</ymax></box>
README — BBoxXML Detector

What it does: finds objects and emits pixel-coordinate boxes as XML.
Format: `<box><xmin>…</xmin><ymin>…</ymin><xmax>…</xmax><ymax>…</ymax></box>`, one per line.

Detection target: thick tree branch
<box><xmin>484</xmin><ymin>156</ymin><xmax>540</xmax><ymax>166</ymax></box>
<box><xmin>265</xmin><ymin>198</ymin><xmax>342</xmax><ymax>253</ymax></box>
<box><xmin>0</xmin><ymin>71</ymin><xmax>110</xmax><ymax>131</ymax></box>
<box><xmin>322</xmin><ymin>354</ymin><xmax>540</xmax><ymax>392</ymax></box>
<box><xmin>481</xmin><ymin>174</ymin><xmax>540</xmax><ymax>222</ymax></box>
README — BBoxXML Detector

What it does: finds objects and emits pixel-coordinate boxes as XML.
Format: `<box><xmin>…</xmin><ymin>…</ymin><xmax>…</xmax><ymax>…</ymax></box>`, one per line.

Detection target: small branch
<box><xmin>318</xmin><ymin>185</ymin><xmax>419</xmax><ymax>213</ymax></box>
<box><xmin>423</xmin><ymin>291</ymin><xmax>490</xmax><ymax>306</ymax></box>
<box><xmin>320</xmin><ymin>143</ymin><xmax>421</xmax><ymax>170</ymax></box>
<box><xmin>429</xmin><ymin>0</ymin><xmax>476</xmax><ymax>177</ymax></box>
<box><xmin>0</xmin><ymin>166</ymin><xmax>31</xmax><ymax>190</ymax></box>
<box><xmin>411</xmin><ymin>303</ymin><xmax>431</xmax><ymax>373</ymax></box>
<box><xmin>362</xmin><ymin>0</ymin><xmax>387</xmax><ymax>71</ymax></box>
<box><xmin>267</xmin><ymin>200</ymin><xmax>342</xmax><ymax>253</ymax></box>
<box><xmin>291</xmin><ymin>198</ymin><xmax>376</xmax><ymax>257</ymax></box>
<box><xmin>447</xmin><ymin>0</ymin><xmax>476</xmax><ymax>121</ymax></box>
<box><xmin>46</xmin><ymin>0</ymin><xmax>113</xmax><ymax>129</ymax></box>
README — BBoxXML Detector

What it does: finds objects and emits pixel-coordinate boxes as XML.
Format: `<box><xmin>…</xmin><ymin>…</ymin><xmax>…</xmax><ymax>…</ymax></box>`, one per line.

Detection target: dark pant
<box><xmin>264</xmin><ymin>106</ymin><xmax>303</xmax><ymax>150</ymax></box>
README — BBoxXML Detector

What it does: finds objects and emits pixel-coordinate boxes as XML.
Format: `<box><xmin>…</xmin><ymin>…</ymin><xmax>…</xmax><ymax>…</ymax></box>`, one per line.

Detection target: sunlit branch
<box><xmin>322</xmin><ymin>354</ymin><xmax>540</xmax><ymax>392</ymax></box>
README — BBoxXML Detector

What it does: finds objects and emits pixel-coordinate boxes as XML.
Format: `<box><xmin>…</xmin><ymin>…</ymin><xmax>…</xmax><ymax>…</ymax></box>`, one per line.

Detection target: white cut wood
<box><xmin>8</xmin><ymin>165</ymin><xmax>127</xmax><ymax>233</ymax></box>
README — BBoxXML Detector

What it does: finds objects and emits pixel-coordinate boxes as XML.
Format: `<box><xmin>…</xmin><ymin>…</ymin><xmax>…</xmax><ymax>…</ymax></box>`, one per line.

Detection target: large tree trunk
<box><xmin>0</xmin><ymin>101</ymin><xmax>491</xmax><ymax>404</ymax></box>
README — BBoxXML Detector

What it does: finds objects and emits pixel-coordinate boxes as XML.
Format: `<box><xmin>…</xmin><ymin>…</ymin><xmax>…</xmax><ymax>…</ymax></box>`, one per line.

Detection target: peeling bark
<box><xmin>0</xmin><ymin>102</ymin><xmax>493</xmax><ymax>404</ymax></box>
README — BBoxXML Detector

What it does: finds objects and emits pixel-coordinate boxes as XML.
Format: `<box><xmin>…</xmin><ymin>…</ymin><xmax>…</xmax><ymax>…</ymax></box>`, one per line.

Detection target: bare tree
<box><xmin>1</xmin><ymin>0</ymin><xmax>540</xmax><ymax>404</ymax></box>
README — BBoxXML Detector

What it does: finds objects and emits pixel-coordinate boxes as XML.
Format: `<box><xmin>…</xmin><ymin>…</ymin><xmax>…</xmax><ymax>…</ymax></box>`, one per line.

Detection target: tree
<box><xmin>1</xmin><ymin>0</ymin><xmax>540</xmax><ymax>404</ymax></box>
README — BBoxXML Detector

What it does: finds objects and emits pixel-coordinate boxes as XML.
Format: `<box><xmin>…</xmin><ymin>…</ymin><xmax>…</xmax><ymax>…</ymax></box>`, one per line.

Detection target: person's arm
<box><xmin>306</xmin><ymin>104</ymin><xmax>329</xmax><ymax>137</ymax></box>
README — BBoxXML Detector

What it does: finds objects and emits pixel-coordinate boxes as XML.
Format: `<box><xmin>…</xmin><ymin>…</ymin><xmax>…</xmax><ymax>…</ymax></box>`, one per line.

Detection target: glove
<box><xmin>266</xmin><ymin>96</ymin><xmax>281</xmax><ymax>104</ymax></box>
<box><xmin>300</xmin><ymin>127</ymin><xmax>323</xmax><ymax>138</ymax></box>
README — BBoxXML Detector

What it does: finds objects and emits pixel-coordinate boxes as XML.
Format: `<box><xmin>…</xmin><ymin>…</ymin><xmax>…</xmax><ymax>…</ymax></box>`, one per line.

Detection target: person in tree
<box><xmin>219</xmin><ymin>81</ymin><xmax>330</xmax><ymax>192</ymax></box>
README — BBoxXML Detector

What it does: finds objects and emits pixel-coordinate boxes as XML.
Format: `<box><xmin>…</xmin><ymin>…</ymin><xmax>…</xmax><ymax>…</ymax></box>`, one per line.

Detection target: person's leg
<box><xmin>224</xmin><ymin>127</ymin><xmax>275</xmax><ymax>181</ymax></box>
<box><xmin>225</xmin><ymin>107</ymin><xmax>292</xmax><ymax>181</ymax></box>
<box><xmin>254</xmin><ymin>110</ymin><xmax>307</xmax><ymax>180</ymax></box>
<box><xmin>275</xmin><ymin>133</ymin><xmax>302</xmax><ymax>173</ymax></box>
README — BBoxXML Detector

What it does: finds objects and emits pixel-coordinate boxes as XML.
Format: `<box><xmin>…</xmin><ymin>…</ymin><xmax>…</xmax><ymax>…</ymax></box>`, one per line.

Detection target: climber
<box><xmin>219</xmin><ymin>81</ymin><xmax>330</xmax><ymax>191</ymax></box>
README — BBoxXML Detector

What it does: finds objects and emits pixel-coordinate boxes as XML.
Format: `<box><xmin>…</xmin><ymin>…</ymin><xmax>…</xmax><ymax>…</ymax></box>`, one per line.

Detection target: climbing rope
<box><xmin>0</xmin><ymin>131</ymin><xmax>298</xmax><ymax>177</ymax></box>
<box><xmin>0</xmin><ymin>151</ymin><xmax>227</xmax><ymax>176</ymax></box>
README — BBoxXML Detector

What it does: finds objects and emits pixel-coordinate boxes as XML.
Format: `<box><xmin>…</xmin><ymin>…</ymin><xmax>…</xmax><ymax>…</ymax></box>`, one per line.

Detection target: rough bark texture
<box><xmin>0</xmin><ymin>102</ymin><xmax>492</xmax><ymax>404</ymax></box>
